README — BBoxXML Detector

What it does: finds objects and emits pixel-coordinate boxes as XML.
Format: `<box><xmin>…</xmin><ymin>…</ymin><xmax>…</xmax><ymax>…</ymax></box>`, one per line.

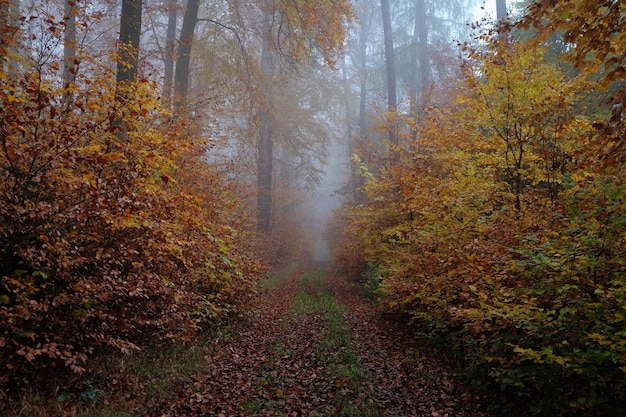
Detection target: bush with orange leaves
<box><xmin>0</xmin><ymin>64</ymin><xmax>263</xmax><ymax>391</ymax></box>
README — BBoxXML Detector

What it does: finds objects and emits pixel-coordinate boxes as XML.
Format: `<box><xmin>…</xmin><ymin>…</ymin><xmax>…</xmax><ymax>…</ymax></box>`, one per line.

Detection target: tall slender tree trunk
<box><xmin>409</xmin><ymin>10</ymin><xmax>419</xmax><ymax>112</ymax></box>
<box><xmin>358</xmin><ymin>8</ymin><xmax>369</xmax><ymax>140</ymax></box>
<box><xmin>114</xmin><ymin>0</ymin><xmax>142</xmax><ymax>140</ymax></box>
<box><xmin>341</xmin><ymin>54</ymin><xmax>354</xmax><ymax>161</ymax></box>
<box><xmin>63</xmin><ymin>0</ymin><xmax>77</xmax><ymax>106</ymax></box>
<box><xmin>116</xmin><ymin>0</ymin><xmax>142</xmax><ymax>86</ymax></box>
<box><xmin>1</xmin><ymin>0</ymin><xmax>19</xmax><ymax>73</ymax></box>
<box><xmin>173</xmin><ymin>0</ymin><xmax>199</xmax><ymax>110</ymax></box>
<box><xmin>409</xmin><ymin>0</ymin><xmax>429</xmax><ymax>115</ymax></box>
<box><xmin>416</xmin><ymin>0</ymin><xmax>429</xmax><ymax>101</ymax></box>
<box><xmin>381</xmin><ymin>0</ymin><xmax>397</xmax><ymax>144</ymax></box>
<box><xmin>342</xmin><ymin>54</ymin><xmax>358</xmax><ymax>203</ymax></box>
<box><xmin>257</xmin><ymin>0</ymin><xmax>274</xmax><ymax>232</ymax></box>
<box><xmin>0</xmin><ymin>0</ymin><xmax>9</xmax><ymax>68</ymax></box>
<box><xmin>496</xmin><ymin>0</ymin><xmax>507</xmax><ymax>20</ymax></box>
<box><xmin>342</xmin><ymin>55</ymin><xmax>351</xmax><ymax>142</ymax></box>
<box><xmin>162</xmin><ymin>0</ymin><xmax>177</xmax><ymax>109</ymax></box>
<box><xmin>355</xmin><ymin>2</ymin><xmax>372</xmax><ymax>203</ymax></box>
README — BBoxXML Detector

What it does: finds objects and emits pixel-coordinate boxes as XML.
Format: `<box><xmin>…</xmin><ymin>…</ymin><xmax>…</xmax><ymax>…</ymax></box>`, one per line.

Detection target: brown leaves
<box><xmin>152</xmin><ymin>269</ymin><xmax>484</xmax><ymax>417</ymax></box>
<box><xmin>0</xmin><ymin>52</ymin><xmax>263</xmax><ymax>393</ymax></box>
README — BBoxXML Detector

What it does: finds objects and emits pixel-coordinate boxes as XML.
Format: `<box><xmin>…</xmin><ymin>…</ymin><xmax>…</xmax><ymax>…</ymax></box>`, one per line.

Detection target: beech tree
<box><xmin>173</xmin><ymin>0</ymin><xmax>199</xmax><ymax>110</ymax></box>
<box><xmin>62</xmin><ymin>0</ymin><xmax>76</xmax><ymax>87</ymax></box>
<box><xmin>161</xmin><ymin>0</ymin><xmax>178</xmax><ymax>107</ymax></box>
<box><xmin>335</xmin><ymin>3</ymin><xmax>626</xmax><ymax>414</ymax></box>
<box><xmin>0</xmin><ymin>0</ymin><xmax>9</xmax><ymax>67</ymax></box>
<box><xmin>410</xmin><ymin>0</ymin><xmax>429</xmax><ymax>110</ymax></box>
<box><xmin>381</xmin><ymin>0</ymin><xmax>397</xmax><ymax>144</ymax></box>
<box><xmin>257</xmin><ymin>0</ymin><xmax>273</xmax><ymax>232</ymax></box>
<box><xmin>116</xmin><ymin>0</ymin><xmax>143</xmax><ymax>86</ymax></box>
<box><xmin>496</xmin><ymin>0</ymin><xmax>506</xmax><ymax>20</ymax></box>
<box><xmin>517</xmin><ymin>0</ymin><xmax>626</xmax><ymax>161</ymax></box>
<box><xmin>0</xmin><ymin>0</ymin><xmax>263</xmax><ymax>393</ymax></box>
<box><xmin>0</xmin><ymin>0</ymin><xmax>19</xmax><ymax>72</ymax></box>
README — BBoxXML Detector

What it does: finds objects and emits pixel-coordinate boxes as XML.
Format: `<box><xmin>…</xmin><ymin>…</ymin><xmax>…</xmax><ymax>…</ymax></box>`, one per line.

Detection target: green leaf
<box><xmin>57</xmin><ymin>391</ymin><xmax>73</xmax><ymax>402</ymax></box>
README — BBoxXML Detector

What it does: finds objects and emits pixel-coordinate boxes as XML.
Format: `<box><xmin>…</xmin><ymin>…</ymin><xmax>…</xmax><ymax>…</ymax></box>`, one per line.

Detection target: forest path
<box><xmin>153</xmin><ymin>265</ymin><xmax>485</xmax><ymax>417</ymax></box>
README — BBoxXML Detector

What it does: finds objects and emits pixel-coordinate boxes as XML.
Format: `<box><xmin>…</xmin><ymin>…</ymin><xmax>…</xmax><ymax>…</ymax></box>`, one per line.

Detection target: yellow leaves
<box><xmin>588</xmin><ymin>332</ymin><xmax>613</xmax><ymax>346</ymax></box>
<box><xmin>6</xmin><ymin>93</ymin><xmax>21</xmax><ymax>104</ymax></box>
<box><xmin>86</xmin><ymin>101</ymin><xmax>102</xmax><ymax>112</ymax></box>
<box><xmin>517</xmin><ymin>0</ymin><xmax>626</xmax><ymax>160</ymax></box>
<box><xmin>512</xmin><ymin>346</ymin><xmax>543</xmax><ymax>362</ymax></box>
<box><xmin>275</xmin><ymin>0</ymin><xmax>353</xmax><ymax>68</ymax></box>
<box><xmin>522</xmin><ymin>0</ymin><xmax>626</xmax><ymax>85</ymax></box>
<box><xmin>12</xmin><ymin>123</ymin><xmax>29</xmax><ymax>134</ymax></box>
<box><xmin>457</xmin><ymin>38</ymin><xmax>598</xmax><ymax>208</ymax></box>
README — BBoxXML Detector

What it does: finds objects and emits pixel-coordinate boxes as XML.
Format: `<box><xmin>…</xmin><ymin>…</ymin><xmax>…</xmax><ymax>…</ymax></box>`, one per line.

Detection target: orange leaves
<box><xmin>0</xmin><ymin>55</ymin><xmax>263</xmax><ymax>392</ymax></box>
<box><xmin>521</xmin><ymin>0</ymin><xmax>625</xmax><ymax>83</ymax></box>
<box><xmin>275</xmin><ymin>0</ymin><xmax>353</xmax><ymax>68</ymax></box>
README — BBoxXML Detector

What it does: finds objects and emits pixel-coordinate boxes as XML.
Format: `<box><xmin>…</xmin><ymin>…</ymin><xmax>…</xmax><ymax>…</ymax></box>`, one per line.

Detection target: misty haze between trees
<box><xmin>1</xmin><ymin>0</ymin><xmax>626</xmax><ymax>416</ymax></box>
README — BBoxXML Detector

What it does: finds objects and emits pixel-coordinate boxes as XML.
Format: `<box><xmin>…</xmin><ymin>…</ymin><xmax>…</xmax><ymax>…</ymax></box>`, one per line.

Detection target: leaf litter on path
<box><xmin>151</xmin><ymin>266</ymin><xmax>486</xmax><ymax>416</ymax></box>
<box><xmin>326</xmin><ymin>268</ymin><xmax>486</xmax><ymax>417</ymax></box>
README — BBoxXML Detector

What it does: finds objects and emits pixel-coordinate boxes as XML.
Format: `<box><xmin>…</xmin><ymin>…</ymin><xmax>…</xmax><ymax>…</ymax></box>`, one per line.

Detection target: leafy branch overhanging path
<box><xmin>152</xmin><ymin>266</ymin><xmax>486</xmax><ymax>416</ymax></box>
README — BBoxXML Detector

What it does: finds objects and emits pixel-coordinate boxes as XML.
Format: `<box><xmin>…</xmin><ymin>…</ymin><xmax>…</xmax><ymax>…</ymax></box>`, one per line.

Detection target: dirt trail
<box><xmin>326</xmin><ymin>269</ymin><xmax>485</xmax><ymax>417</ymax></box>
<box><xmin>152</xmin><ymin>266</ymin><xmax>485</xmax><ymax>416</ymax></box>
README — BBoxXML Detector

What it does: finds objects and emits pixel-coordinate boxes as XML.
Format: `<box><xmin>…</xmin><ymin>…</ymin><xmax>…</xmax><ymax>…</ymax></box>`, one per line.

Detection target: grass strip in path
<box><xmin>288</xmin><ymin>268</ymin><xmax>382</xmax><ymax>416</ymax></box>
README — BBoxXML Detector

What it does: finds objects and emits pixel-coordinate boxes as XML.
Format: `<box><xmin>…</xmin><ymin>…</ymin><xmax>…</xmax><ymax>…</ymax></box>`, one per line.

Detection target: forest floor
<box><xmin>147</xmin><ymin>264</ymin><xmax>487</xmax><ymax>417</ymax></box>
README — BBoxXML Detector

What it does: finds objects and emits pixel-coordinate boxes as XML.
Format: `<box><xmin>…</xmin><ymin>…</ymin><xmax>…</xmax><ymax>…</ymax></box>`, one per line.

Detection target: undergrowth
<box><xmin>1</xmin><ymin>331</ymin><xmax>230</xmax><ymax>417</ymax></box>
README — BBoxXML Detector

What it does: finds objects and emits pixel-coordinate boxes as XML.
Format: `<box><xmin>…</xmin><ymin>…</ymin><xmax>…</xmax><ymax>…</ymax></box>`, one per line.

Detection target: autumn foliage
<box><xmin>335</xmin><ymin>25</ymin><xmax>626</xmax><ymax>417</ymax></box>
<box><xmin>0</xmin><ymin>56</ymin><xmax>262</xmax><ymax>392</ymax></box>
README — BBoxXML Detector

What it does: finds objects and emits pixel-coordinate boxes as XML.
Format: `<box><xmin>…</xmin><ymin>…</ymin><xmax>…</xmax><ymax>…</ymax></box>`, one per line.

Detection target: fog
<box><xmin>310</xmin><ymin>135</ymin><xmax>349</xmax><ymax>262</ymax></box>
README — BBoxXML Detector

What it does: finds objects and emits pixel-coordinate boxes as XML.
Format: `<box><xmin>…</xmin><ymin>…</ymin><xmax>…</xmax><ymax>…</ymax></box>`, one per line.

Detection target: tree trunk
<box><xmin>342</xmin><ymin>54</ymin><xmax>359</xmax><ymax>203</ymax></box>
<box><xmin>0</xmin><ymin>0</ymin><xmax>9</xmax><ymax>68</ymax></box>
<box><xmin>409</xmin><ymin>9</ymin><xmax>419</xmax><ymax>112</ymax></box>
<box><xmin>381</xmin><ymin>0</ymin><xmax>397</xmax><ymax>144</ymax></box>
<box><xmin>496</xmin><ymin>0</ymin><xmax>506</xmax><ymax>20</ymax></box>
<box><xmin>1</xmin><ymin>0</ymin><xmax>19</xmax><ymax>73</ymax></box>
<box><xmin>416</xmin><ymin>0</ymin><xmax>429</xmax><ymax>101</ymax></box>
<box><xmin>114</xmin><ymin>0</ymin><xmax>142</xmax><ymax>140</ymax></box>
<box><xmin>342</xmin><ymin>55</ymin><xmax>351</xmax><ymax>143</ymax></box>
<box><xmin>116</xmin><ymin>0</ymin><xmax>142</xmax><ymax>86</ymax></box>
<box><xmin>162</xmin><ymin>0</ymin><xmax>177</xmax><ymax>109</ymax></box>
<box><xmin>257</xmin><ymin>0</ymin><xmax>274</xmax><ymax>232</ymax></box>
<box><xmin>63</xmin><ymin>0</ymin><xmax>77</xmax><ymax>106</ymax></box>
<box><xmin>355</xmin><ymin>1</ymin><xmax>373</xmax><ymax>203</ymax></box>
<box><xmin>409</xmin><ymin>0</ymin><xmax>429</xmax><ymax>113</ymax></box>
<box><xmin>173</xmin><ymin>0</ymin><xmax>199</xmax><ymax>110</ymax></box>
<box><xmin>358</xmin><ymin>6</ymin><xmax>369</xmax><ymax>140</ymax></box>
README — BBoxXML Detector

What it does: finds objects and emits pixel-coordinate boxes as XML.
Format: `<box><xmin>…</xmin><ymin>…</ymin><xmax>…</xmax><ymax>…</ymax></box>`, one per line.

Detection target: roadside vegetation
<box><xmin>333</xmin><ymin>6</ymin><xmax>626</xmax><ymax>416</ymax></box>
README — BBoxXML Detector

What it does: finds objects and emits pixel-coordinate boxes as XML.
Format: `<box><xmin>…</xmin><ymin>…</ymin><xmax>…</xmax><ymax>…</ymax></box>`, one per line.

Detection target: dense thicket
<box><xmin>0</xmin><ymin>62</ymin><xmax>263</xmax><ymax>389</ymax></box>
<box><xmin>0</xmin><ymin>2</ymin><xmax>263</xmax><ymax>395</ymax></box>
<box><xmin>335</xmin><ymin>3</ymin><xmax>626</xmax><ymax>415</ymax></box>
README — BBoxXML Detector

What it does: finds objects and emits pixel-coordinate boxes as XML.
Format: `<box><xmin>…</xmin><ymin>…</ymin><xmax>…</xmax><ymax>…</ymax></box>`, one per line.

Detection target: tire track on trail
<box><xmin>153</xmin><ymin>265</ymin><xmax>486</xmax><ymax>416</ymax></box>
<box><xmin>154</xmin><ymin>268</ymin><xmax>307</xmax><ymax>416</ymax></box>
<box><xmin>326</xmin><ymin>268</ymin><xmax>486</xmax><ymax>417</ymax></box>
